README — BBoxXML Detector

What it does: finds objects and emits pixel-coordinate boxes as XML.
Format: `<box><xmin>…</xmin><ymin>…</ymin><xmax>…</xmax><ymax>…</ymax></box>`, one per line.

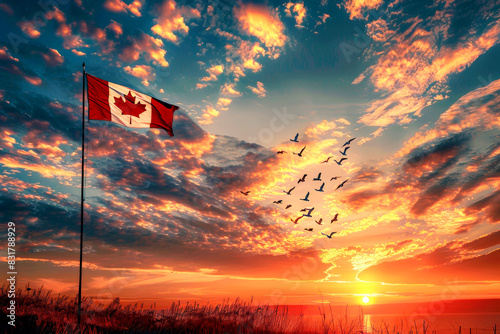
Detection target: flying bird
<box><xmin>291</xmin><ymin>216</ymin><xmax>303</xmax><ymax>224</ymax></box>
<box><xmin>342</xmin><ymin>138</ymin><xmax>356</xmax><ymax>147</ymax></box>
<box><xmin>293</xmin><ymin>146</ymin><xmax>306</xmax><ymax>157</ymax></box>
<box><xmin>321</xmin><ymin>232</ymin><xmax>337</xmax><ymax>239</ymax></box>
<box><xmin>331</xmin><ymin>214</ymin><xmax>339</xmax><ymax>223</ymax></box>
<box><xmin>277</xmin><ymin>151</ymin><xmax>286</xmax><ymax>154</ymax></box>
<box><xmin>304</xmin><ymin>228</ymin><xmax>313</xmax><ymax>232</ymax></box>
<box><xmin>330</xmin><ymin>176</ymin><xmax>341</xmax><ymax>181</ymax></box>
<box><xmin>302</xmin><ymin>207</ymin><xmax>315</xmax><ymax>217</ymax></box>
<box><xmin>321</xmin><ymin>156</ymin><xmax>333</xmax><ymax>163</ymax></box>
<box><xmin>284</xmin><ymin>186</ymin><xmax>295</xmax><ymax>195</ymax></box>
<box><xmin>335</xmin><ymin>179</ymin><xmax>349</xmax><ymax>191</ymax></box>
<box><xmin>273</xmin><ymin>200</ymin><xmax>283</xmax><ymax>204</ymax></box>
<box><xmin>315</xmin><ymin>182</ymin><xmax>325</xmax><ymax>192</ymax></box>
<box><xmin>339</xmin><ymin>146</ymin><xmax>350</xmax><ymax>156</ymax></box>
<box><xmin>313</xmin><ymin>172</ymin><xmax>322</xmax><ymax>181</ymax></box>
<box><xmin>334</xmin><ymin>158</ymin><xmax>347</xmax><ymax>165</ymax></box>
<box><xmin>290</xmin><ymin>133</ymin><xmax>299</xmax><ymax>142</ymax></box>
<box><xmin>300</xmin><ymin>192</ymin><xmax>310</xmax><ymax>201</ymax></box>
<box><xmin>315</xmin><ymin>218</ymin><xmax>323</xmax><ymax>225</ymax></box>
<box><xmin>240</xmin><ymin>191</ymin><xmax>250</xmax><ymax>196</ymax></box>
<box><xmin>285</xmin><ymin>204</ymin><xmax>292</xmax><ymax>209</ymax></box>
<box><xmin>298</xmin><ymin>174</ymin><xmax>307</xmax><ymax>183</ymax></box>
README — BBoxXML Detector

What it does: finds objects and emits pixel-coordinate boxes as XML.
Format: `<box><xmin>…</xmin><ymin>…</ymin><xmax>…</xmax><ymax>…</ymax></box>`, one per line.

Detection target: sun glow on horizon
<box><xmin>362</xmin><ymin>296</ymin><xmax>370</xmax><ymax>304</ymax></box>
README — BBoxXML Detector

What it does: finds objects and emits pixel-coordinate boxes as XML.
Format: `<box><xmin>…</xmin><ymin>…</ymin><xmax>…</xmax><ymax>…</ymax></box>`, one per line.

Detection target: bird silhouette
<box><xmin>315</xmin><ymin>182</ymin><xmax>325</xmax><ymax>192</ymax></box>
<box><xmin>330</xmin><ymin>176</ymin><xmax>341</xmax><ymax>181</ymax></box>
<box><xmin>334</xmin><ymin>158</ymin><xmax>347</xmax><ymax>165</ymax></box>
<box><xmin>284</xmin><ymin>186</ymin><xmax>295</xmax><ymax>195</ymax></box>
<box><xmin>331</xmin><ymin>214</ymin><xmax>339</xmax><ymax>223</ymax></box>
<box><xmin>321</xmin><ymin>156</ymin><xmax>333</xmax><ymax>163</ymax></box>
<box><xmin>290</xmin><ymin>133</ymin><xmax>299</xmax><ymax>142</ymax></box>
<box><xmin>291</xmin><ymin>216</ymin><xmax>303</xmax><ymax>224</ymax></box>
<box><xmin>339</xmin><ymin>146</ymin><xmax>350</xmax><ymax>156</ymax></box>
<box><xmin>300</xmin><ymin>192</ymin><xmax>310</xmax><ymax>201</ymax></box>
<box><xmin>240</xmin><ymin>191</ymin><xmax>250</xmax><ymax>196</ymax></box>
<box><xmin>293</xmin><ymin>146</ymin><xmax>306</xmax><ymax>157</ymax></box>
<box><xmin>313</xmin><ymin>172</ymin><xmax>322</xmax><ymax>181</ymax></box>
<box><xmin>304</xmin><ymin>228</ymin><xmax>313</xmax><ymax>232</ymax></box>
<box><xmin>285</xmin><ymin>204</ymin><xmax>292</xmax><ymax>209</ymax></box>
<box><xmin>342</xmin><ymin>138</ymin><xmax>356</xmax><ymax>147</ymax></box>
<box><xmin>302</xmin><ymin>207</ymin><xmax>315</xmax><ymax>217</ymax></box>
<box><xmin>335</xmin><ymin>179</ymin><xmax>348</xmax><ymax>191</ymax></box>
<box><xmin>277</xmin><ymin>150</ymin><xmax>286</xmax><ymax>154</ymax></box>
<box><xmin>26</xmin><ymin>283</ymin><xmax>32</xmax><ymax>292</ymax></box>
<box><xmin>315</xmin><ymin>218</ymin><xmax>323</xmax><ymax>225</ymax></box>
<box><xmin>321</xmin><ymin>232</ymin><xmax>337</xmax><ymax>238</ymax></box>
<box><xmin>273</xmin><ymin>200</ymin><xmax>283</xmax><ymax>204</ymax></box>
<box><xmin>297</xmin><ymin>174</ymin><xmax>307</xmax><ymax>183</ymax></box>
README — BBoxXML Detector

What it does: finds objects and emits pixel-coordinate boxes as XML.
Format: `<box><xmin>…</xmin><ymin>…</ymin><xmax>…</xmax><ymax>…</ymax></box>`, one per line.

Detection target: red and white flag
<box><xmin>86</xmin><ymin>74</ymin><xmax>178</xmax><ymax>136</ymax></box>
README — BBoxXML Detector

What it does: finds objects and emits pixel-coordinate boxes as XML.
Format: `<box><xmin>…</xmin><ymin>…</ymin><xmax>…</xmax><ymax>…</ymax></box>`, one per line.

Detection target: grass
<box><xmin>0</xmin><ymin>285</ymin><xmax>497</xmax><ymax>334</ymax></box>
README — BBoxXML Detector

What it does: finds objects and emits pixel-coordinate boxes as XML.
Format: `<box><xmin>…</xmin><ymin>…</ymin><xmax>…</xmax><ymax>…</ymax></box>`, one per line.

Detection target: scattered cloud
<box><xmin>104</xmin><ymin>0</ymin><xmax>143</xmax><ymax>17</ymax></box>
<box><xmin>151</xmin><ymin>0</ymin><xmax>201</xmax><ymax>44</ymax></box>
<box><xmin>221</xmin><ymin>83</ymin><xmax>242</xmax><ymax>97</ymax></box>
<box><xmin>285</xmin><ymin>3</ymin><xmax>306</xmax><ymax>27</ymax></box>
<box><xmin>199</xmin><ymin>105</ymin><xmax>219</xmax><ymax>125</ymax></box>
<box><xmin>235</xmin><ymin>3</ymin><xmax>287</xmax><ymax>56</ymax></box>
<box><xmin>200</xmin><ymin>65</ymin><xmax>224</xmax><ymax>82</ymax></box>
<box><xmin>119</xmin><ymin>33</ymin><xmax>169</xmax><ymax>67</ymax></box>
<box><xmin>248</xmin><ymin>81</ymin><xmax>266</xmax><ymax>98</ymax></box>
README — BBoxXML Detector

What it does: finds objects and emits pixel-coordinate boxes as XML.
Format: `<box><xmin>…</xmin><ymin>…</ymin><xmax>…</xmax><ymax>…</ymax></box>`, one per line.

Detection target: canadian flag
<box><xmin>86</xmin><ymin>74</ymin><xmax>178</xmax><ymax>136</ymax></box>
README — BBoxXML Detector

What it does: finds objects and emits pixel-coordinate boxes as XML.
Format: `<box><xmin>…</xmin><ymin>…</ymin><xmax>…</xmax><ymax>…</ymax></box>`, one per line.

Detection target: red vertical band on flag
<box><xmin>151</xmin><ymin>97</ymin><xmax>178</xmax><ymax>137</ymax></box>
<box><xmin>87</xmin><ymin>74</ymin><xmax>111</xmax><ymax>121</ymax></box>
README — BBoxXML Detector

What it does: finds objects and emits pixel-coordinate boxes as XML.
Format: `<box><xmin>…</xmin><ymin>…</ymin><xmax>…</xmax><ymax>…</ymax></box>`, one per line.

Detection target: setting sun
<box><xmin>362</xmin><ymin>296</ymin><xmax>370</xmax><ymax>304</ymax></box>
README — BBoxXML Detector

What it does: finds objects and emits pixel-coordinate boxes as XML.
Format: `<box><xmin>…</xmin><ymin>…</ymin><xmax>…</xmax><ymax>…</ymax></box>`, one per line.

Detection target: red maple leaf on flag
<box><xmin>113</xmin><ymin>91</ymin><xmax>147</xmax><ymax>118</ymax></box>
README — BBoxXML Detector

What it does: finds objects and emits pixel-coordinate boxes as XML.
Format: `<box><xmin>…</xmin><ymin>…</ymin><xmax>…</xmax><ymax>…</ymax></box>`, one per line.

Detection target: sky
<box><xmin>0</xmin><ymin>0</ymin><xmax>499</xmax><ymax>309</ymax></box>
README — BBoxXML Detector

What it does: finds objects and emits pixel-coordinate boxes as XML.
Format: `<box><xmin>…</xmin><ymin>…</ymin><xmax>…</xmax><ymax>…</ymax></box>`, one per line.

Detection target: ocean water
<box><xmin>363</xmin><ymin>313</ymin><xmax>500</xmax><ymax>333</ymax></box>
<box><xmin>292</xmin><ymin>312</ymin><xmax>499</xmax><ymax>333</ymax></box>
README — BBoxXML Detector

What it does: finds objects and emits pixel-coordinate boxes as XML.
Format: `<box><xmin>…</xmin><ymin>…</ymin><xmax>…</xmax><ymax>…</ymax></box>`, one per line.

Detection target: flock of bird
<box><xmin>241</xmin><ymin>134</ymin><xmax>356</xmax><ymax>239</ymax></box>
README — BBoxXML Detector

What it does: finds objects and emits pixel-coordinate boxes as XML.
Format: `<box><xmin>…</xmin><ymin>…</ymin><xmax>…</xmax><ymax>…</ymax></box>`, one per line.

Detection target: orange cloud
<box><xmin>359</xmin><ymin>21</ymin><xmax>500</xmax><ymax>127</ymax></box>
<box><xmin>41</xmin><ymin>48</ymin><xmax>64</xmax><ymax>66</ymax></box>
<box><xmin>235</xmin><ymin>4</ymin><xmax>287</xmax><ymax>55</ymax></box>
<box><xmin>104</xmin><ymin>0</ymin><xmax>142</xmax><ymax>17</ymax></box>
<box><xmin>199</xmin><ymin>106</ymin><xmax>220</xmax><ymax>125</ymax></box>
<box><xmin>304</xmin><ymin>119</ymin><xmax>350</xmax><ymax>138</ymax></box>
<box><xmin>248</xmin><ymin>81</ymin><xmax>266</xmax><ymax>98</ymax></box>
<box><xmin>124</xmin><ymin>65</ymin><xmax>155</xmax><ymax>86</ymax></box>
<box><xmin>107</xmin><ymin>20</ymin><xmax>123</xmax><ymax>36</ymax></box>
<box><xmin>0</xmin><ymin>156</ymin><xmax>75</xmax><ymax>178</ymax></box>
<box><xmin>24</xmin><ymin>75</ymin><xmax>42</xmax><ymax>86</ymax></box>
<box><xmin>221</xmin><ymin>83</ymin><xmax>242</xmax><ymax>97</ymax></box>
<box><xmin>45</xmin><ymin>7</ymin><xmax>83</xmax><ymax>49</ymax></box>
<box><xmin>151</xmin><ymin>0</ymin><xmax>200</xmax><ymax>44</ymax></box>
<box><xmin>72</xmin><ymin>49</ymin><xmax>86</xmax><ymax>56</ymax></box>
<box><xmin>343</xmin><ymin>0</ymin><xmax>383</xmax><ymax>20</ymax></box>
<box><xmin>285</xmin><ymin>3</ymin><xmax>306</xmax><ymax>27</ymax></box>
<box><xmin>18</xmin><ymin>21</ymin><xmax>40</xmax><ymax>38</ymax></box>
<box><xmin>120</xmin><ymin>33</ymin><xmax>169</xmax><ymax>67</ymax></box>
<box><xmin>0</xmin><ymin>46</ymin><xmax>18</xmax><ymax>62</ymax></box>
<box><xmin>216</xmin><ymin>98</ymin><xmax>232</xmax><ymax>111</ymax></box>
<box><xmin>200</xmin><ymin>65</ymin><xmax>224</xmax><ymax>82</ymax></box>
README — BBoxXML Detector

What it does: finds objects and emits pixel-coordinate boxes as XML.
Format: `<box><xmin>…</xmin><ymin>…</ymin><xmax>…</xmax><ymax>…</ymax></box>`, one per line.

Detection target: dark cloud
<box><xmin>358</xmin><ymin>242</ymin><xmax>500</xmax><ymax>284</ymax></box>
<box><xmin>462</xmin><ymin>230</ymin><xmax>500</xmax><ymax>251</ymax></box>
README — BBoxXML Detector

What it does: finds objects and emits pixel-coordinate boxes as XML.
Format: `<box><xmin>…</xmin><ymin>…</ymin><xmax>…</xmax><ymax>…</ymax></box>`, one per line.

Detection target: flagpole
<box><xmin>78</xmin><ymin>62</ymin><xmax>86</xmax><ymax>325</ymax></box>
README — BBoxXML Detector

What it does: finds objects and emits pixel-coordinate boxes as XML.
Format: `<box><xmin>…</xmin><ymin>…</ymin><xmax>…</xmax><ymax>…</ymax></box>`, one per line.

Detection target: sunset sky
<box><xmin>0</xmin><ymin>0</ymin><xmax>499</xmax><ymax>308</ymax></box>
